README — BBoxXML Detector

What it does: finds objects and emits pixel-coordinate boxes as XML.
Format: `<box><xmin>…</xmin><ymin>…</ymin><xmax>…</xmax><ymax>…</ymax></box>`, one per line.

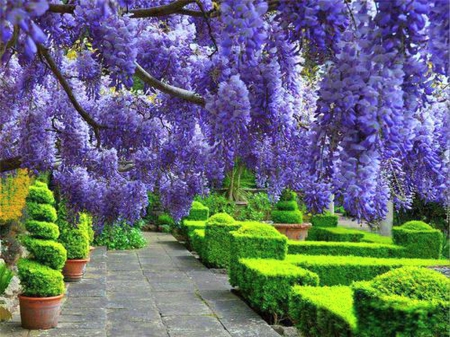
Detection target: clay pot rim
<box><xmin>65</xmin><ymin>258</ymin><xmax>90</xmax><ymax>263</ymax></box>
<box><xmin>19</xmin><ymin>293</ymin><xmax>64</xmax><ymax>301</ymax></box>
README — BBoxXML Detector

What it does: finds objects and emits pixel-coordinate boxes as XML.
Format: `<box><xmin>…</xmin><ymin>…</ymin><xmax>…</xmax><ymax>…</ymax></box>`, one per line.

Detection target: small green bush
<box><xmin>311</xmin><ymin>213</ymin><xmax>338</xmax><ymax>227</ymax></box>
<box><xmin>289</xmin><ymin>285</ymin><xmax>357</xmax><ymax>337</ymax></box>
<box><xmin>271</xmin><ymin>210</ymin><xmax>303</xmax><ymax>224</ymax></box>
<box><xmin>59</xmin><ymin>229</ymin><xmax>90</xmax><ymax>259</ymax></box>
<box><xmin>280</xmin><ymin>190</ymin><xmax>297</xmax><ymax>201</ymax></box>
<box><xmin>286</xmin><ymin>254</ymin><xmax>450</xmax><ymax>286</ymax></box>
<box><xmin>204</xmin><ymin>213</ymin><xmax>240</xmax><ymax>268</ymax></box>
<box><xmin>157</xmin><ymin>213</ymin><xmax>175</xmax><ymax>227</ymax></box>
<box><xmin>22</xmin><ymin>237</ymin><xmax>67</xmax><ymax>270</ymax></box>
<box><xmin>26</xmin><ymin>185</ymin><xmax>55</xmax><ymax>205</ymax></box>
<box><xmin>0</xmin><ymin>263</ymin><xmax>13</xmax><ymax>295</ymax></box>
<box><xmin>189</xmin><ymin>229</ymin><xmax>205</xmax><ymax>257</ymax></box>
<box><xmin>353</xmin><ymin>267</ymin><xmax>450</xmax><ymax>337</ymax></box>
<box><xmin>182</xmin><ymin>220</ymin><xmax>206</xmax><ymax>236</ymax></box>
<box><xmin>274</xmin><ymin>200</ymin><xmax>298</xmax><ymax>211</ymax></box>
<box><xmin>288</xmin><ymin>241</ymin><xmax>406</xmax><ymax>258</ymax></box>
<box><xmin>229</xmin><ymin>223</ymin><xmax>288</xmax><ymax>285</ymax></box>
<box><xmin>307</xmin><ymin>227</ymin><xmax>364</xmax><ymax>242</ymax></box>
<box><xmin>233</xmin><ymin>259</ymin><xmax>319</xmax><ymax>317</ymax></box>
<box><xmin>195</xmin><ymin>193</ymin><xmax>235</xmax><ymax>216</ymax></box>
<box><xmin>25</xmin><ymin>220</ymin><xmax>59</xmax><ymax>241</ymax></box>
<box><xmin>26</xmin><ymin>202</ymin><xmax>57</xmax><ymax>223</ymax></box>
<box><xmin>234</xmin><ymin>192</ymin><xmax>272</xmax><ymax>222</ymax></box>
<box><xmin>17</xmin><ymin>259</ymin><xmax>65</xmax><ymax>297</ymax></box>
<box><xmin>93</xmin><ymin>222</ymin><xmax>147</xmax><ymax>250</ymax></box>
<box><xmin>393</xmin><ymin>221</ymin><xmax>443</xmax><ymax>259</ymax></box>
<box><xmin>78</xmin><ymin>213</ymin><xmax>94</xmax><ymax>245</ymax></box>
<box><xmin>186</xmin><ymin>201</ymin><xmax>209</xmax><ymax>221</ymax></box>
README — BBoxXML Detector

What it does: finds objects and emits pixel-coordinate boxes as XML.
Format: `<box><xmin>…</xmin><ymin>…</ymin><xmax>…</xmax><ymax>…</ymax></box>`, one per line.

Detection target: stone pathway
<box><xmin>0</xmin><ymin>232</ymin><xmax>279</xmax><ymax>337</ymax></box>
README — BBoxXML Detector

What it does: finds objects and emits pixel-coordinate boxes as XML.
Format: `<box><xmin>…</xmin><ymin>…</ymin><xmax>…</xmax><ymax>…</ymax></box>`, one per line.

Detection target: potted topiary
<box><xmin>271</xmin><ymin>190</ymin><xmax>311</xmax><ymax>240</ymax></box>
<box><xmin>56</xmin><ymin>201</ymin><xmax>90</xmax><ymax>282</ymax></box>
<box><xmin>18</xmin><ymin>181</ymin><xmax>67</xmax><ymax>330</ymax></box>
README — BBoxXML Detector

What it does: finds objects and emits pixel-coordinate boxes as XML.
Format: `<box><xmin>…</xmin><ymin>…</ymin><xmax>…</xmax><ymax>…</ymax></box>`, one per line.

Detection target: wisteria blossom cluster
<box><xmin>0</xmin><ymin>0</ymin><xmax>448</xmax><ymax>227</ymax></box>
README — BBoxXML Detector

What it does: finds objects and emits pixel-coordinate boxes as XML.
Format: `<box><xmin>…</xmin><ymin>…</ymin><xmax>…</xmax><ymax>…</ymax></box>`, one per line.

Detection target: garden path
<box><xmin>0</xmin><ymin>232</ymin><xmax>279</xmax><ymax>337</ymax></box>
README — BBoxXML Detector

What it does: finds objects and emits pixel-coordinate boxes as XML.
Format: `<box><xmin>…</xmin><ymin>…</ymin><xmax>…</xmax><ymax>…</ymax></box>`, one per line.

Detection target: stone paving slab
<box><xmin>0</xmin><ymin>232</ymin><xmax>279</xmax><ymax>337</ymax></box>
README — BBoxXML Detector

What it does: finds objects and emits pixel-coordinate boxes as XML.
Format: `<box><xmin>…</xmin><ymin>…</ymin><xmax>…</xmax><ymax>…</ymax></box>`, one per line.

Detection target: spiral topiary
<box><xmin>271</xmin><ymin>190</ymin><xmax>303</xmax><ymax>224</ymax></box>
<box><xmin>18</xmin><ymin>181</ymin><xmax>66</xmax><ymax>297</ymax></box>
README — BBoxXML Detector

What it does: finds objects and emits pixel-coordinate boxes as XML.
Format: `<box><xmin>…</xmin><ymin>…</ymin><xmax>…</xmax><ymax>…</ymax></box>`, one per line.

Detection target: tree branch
<box><xmin>38</xmin><ymin>45</ymin><xmax>104</xmax><ymax>146</ymax></box>
<box><xmin>48</xmin><ymin>4</ymin><xmax>76</xmax><ymax>14</ymax></box>
<box><xmin>129</xmin><ymin>0</ymin><xmax>196</xmax><ymax>18</ymax></box>
<box><xmin>0</xmin><ymin>156</ymin><xmax>22</xmax><ymax>173</ymax></box>
<box><xmin>134</xmin><ymin>62</ymin><xmax>205</xmax><ymax>106</ymax></box>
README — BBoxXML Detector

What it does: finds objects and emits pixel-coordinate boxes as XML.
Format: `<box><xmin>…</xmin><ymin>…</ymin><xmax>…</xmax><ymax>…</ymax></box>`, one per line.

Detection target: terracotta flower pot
<box><xmin>62</xmin><ymin>258</ymin><xmax>90</xmax><ymax>282</ymax></box>
<box><xmin>19</xmin><ymin>294</ymin><xmax>64</xmax><ymax>330</ymax></box>
<box><xmin>273</xmin><ymin>223</ymin><xmax>312</xmax><ymax>241</ymax></box>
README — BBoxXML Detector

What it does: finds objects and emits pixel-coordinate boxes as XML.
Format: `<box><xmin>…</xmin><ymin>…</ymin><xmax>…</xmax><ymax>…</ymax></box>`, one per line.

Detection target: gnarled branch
<box><xmin>134</xmin><ymin>62</ymin><xmax>205</xmax><ymax>106</ymax></box>
<box><xmin>0</xmin><ymin>156</ymin><xmax>22</xmax><ymax>173</ymax></box>
<box><xmin>129</xmin><ymin>0</ymin><xmax>196</xmax><ymax>18</ymax></box>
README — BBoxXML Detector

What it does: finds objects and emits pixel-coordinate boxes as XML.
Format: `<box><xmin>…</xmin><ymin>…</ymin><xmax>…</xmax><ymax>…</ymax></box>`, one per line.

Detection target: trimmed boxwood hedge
<box><xmin>182</xmin><ymin>220</ymin><xmax>206</xmax><ymax>236</ymax></box>
<box><xmin>24</xmin><ymin>220</ymin><xmax>60</xmax><ymax>241</ymax></box>
<box><xmin>288</xmin><ymin>241</ymin><xmax>406</xmax><ymax>258</ymax></box>
<box><xmin>311</xmin><ymin>213</ymin><xmax>338</xmax><ymax>227</ymax></box>
<box><xmin>286</xmin><ymin>254</ymin><xmax>450</xmax><ymax>286</ymax></box>
<box><xmin>189</xmin><ymin>229</ymin><xmax>205</xmax><ymax>257</ymax></box>
<box><xmin>204</xmin><ymin>213</ymin><xmax>240</xmax><ymax>268</ymax></box>
<box><xmin>307</xmin><ymin>227</ymin><xmax>365</xmax><ymax>242</ymax></box>
<box><xmin>21</xmin><ymin>237</ymin><xmax>67</xmax><ymax>270</ymax></box>
<box><xmin>233</xmin><ymin>258</ymin><xmax>319</xmax><ymax>317</ymax></box>
<box><xmin>289</xmin><ymin>285</ymin><xmax>357</xmax><ymax>337</ymax></box>
<box><xmin>187</xmin><ymin>201</ymin><xmax>209</xmax><ymax>221</ymax></box>
<box><xmin>271</xmin><ymin>210</ymin><xmax>303</xmax><ymax>224</ymax></box>
<box><xmin>229</xmin><ymin>223</ymin><xmax>288</xmax><ymax>285</ymax></box>
<box><xmin>18</xmin><ymin>259</ymin><xmax>65</xmax><ymax>297</ymax></box>
<box><xmin>393</xmin><ymin>221</ymin><xmax>443</xmax><ymax>259</ymax></box>
<box><xmin>353</xmin><ymin>267</ymin><xmax>450</xmax><ymax>337</ymax></box>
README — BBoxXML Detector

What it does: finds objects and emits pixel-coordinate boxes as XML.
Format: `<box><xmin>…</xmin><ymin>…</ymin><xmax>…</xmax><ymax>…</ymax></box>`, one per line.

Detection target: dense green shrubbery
<box><xmin>271</xmin><ymin>191</ymin><xmax>303</xmax><ymax>224</ymax></box>
<box><xmin>189</xmin><ymin>229</ymin><xmax>205</xmax><ymax>257</ymax></box>
<box><xmin>195</xmin><ymin>193</ymin><xmax>235</xmax><ymax>216</ymax></box>
<box><xmin>393</xmin><ymin>221</ymin><xmax>443</xmax><ymax>259</ymax></box>
<box><xmin>182</xmin><ymin>220</ymin><xmax>206</xmax><ymax>236</ymax></box>
<box><xmin>0</xmin><ymin>263</ymin><xmax>13</xmax><ymax>295</ymax></box>
<box><xmin>233</xmin><ymin>259</ymin><xmax>319</xmax><ymax>318</ymax></box>
<box><xmin>157</xmin><ymin>213</ymin><xmax>175</xmax><ymax>227</ymax></box>
<box><xmin>18</xmin><ymin>181</ymin><xmax>66</xmax><ymax>297</ymax></box>
<box><xmin>288</xmin><ymin>241</ymin><xmax>406</xmax><ymax>258</ymax></box>
<box><xmin>93</xmin><ymin>222</ymin><xmax>147</xmax><ymax>250</ymax></box>
<box><xmin>289</xmin><ymin>285</ymin><xmax>357</xmax><ymax>337</ymax></box>
<box><xmin>229</xmin><ymin>223</ymin><xmax>288</xmax><ymax>285</ymax></box>
<box><xmin>307</xmin><ymin>227</ymin><xmax>364</xmax><ymax>242</ymax></box>
<box><xmin>78</xmin><ymin>213</ymin><xmax>94</xmax><ymax>245</ymax></box>
<box><xmin>353</xmin><ymin>267</ymin><xmax>450</xmax><ymax>337</ymax></box>
<box><xmin>234</xmin><ymin>192</ymin><xmax>272</xmax><ymax>221</ymax></box>
<box><xmin>186</xmin><ymin>201</ymin><xmax>209</xmax><ymax>221</ymax></box>
<box><xmin>204</xmin><ymin>213</ymin><xmax>240</xmax><ymax>268</ymax></box>
<box><xmin>311</xmin><ymin>213</ymin><xmax>338</xmax><ymax>227</ymax></box>
<box><xmin>286</xmin><ymin>254</ymin><xmax>449</xmax><ymax>286</ymax></box>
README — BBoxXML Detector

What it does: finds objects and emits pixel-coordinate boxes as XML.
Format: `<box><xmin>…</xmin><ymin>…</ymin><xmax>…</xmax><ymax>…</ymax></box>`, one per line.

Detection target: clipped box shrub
<box><xmin>24</xmin><ymin>220</ymin><xmax>60</xmax><ymax>241</ymax></box>
<box><xmin>26</xmin><ymin>202</ymin><xmax>57</xmax><ymax>223</ymax></box>
<box><xmin>307</xmin><ymin>227</ymin><xmax>364</xmax><ymax>242</ymax></box>
<box><xmin>204</xmin><ymin>213</ymin><xmax>240</xmax><ymax>268</ymax></box>
<box><xmin>271</xmin><ymin>190</ymin><xmax>303</xmax><ymax>224</ymax></box>
<box><xmin>286</xmin><ymin>254</ymin><xmax>450</xmax><ymax>286</ymax></box>
<box><xmin>182</xmin><ymin>220</ymin><xmax>206</xmax><ymax>236</ymax></box>
<box><xmin>353</xmin><ymin>267</ymin><xmax>450</xmax><ymax>337</ymax></box>
<box><xmin>186</xmin><ymin>201</ymin><xmax>209</xmax><ymax>221</ymax></box>
<box><xmin>189</xmin><ymin>229</ymin><xmax>205</xmax><ymax>257</ymax></box>
<box><xmin>311</xmin><ymin>213</ymin><xmax>338</xmax><ymax>227</ymax></box>
<box><xmin>393</xmin><ymin>221</ymin><xmax>443</xmax><ymax>259</ymax></box>
<box><xmin>288</xmin><ymin>241</ymin><xmax>406</xmax><ymax>258</ymax></box>
<box><xmin>21</xmin><ymin>237</ymin><xmax>67</xmax><ymax>270</ymax></box>
<box><xmin>289</xmin><ymin>285</ymin><xmax>357</xmax><ymax>337</ymax></box>
<box><xmin>78</xmin><ymin>213</ymin><xmax>94</xmax><ymax>245</ymax></box>
<box><xmin>17</xmin><ymin>259</ymin><xmax>65</xmax><ymax>297</ymax></box>
<box><xmin>229</xmin><ymin>223</ymin><xmax>288</xmax><ymax>285</ymax></box>
<box><xmin>233</xmin><ymin>258</ymin><xmax>319</xmax><ymax>317</ymax></box>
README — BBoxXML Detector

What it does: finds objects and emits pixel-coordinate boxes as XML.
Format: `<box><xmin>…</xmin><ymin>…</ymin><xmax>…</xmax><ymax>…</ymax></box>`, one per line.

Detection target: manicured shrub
<box><xmin>233</xmin><ymin>258</ymin><xmax>319</xmax><ymax>317</ymax></box>
<box><xmin>182</xmin><ymin>220</ymin><xmax>206</xmax><ymax>236</ymax></box>
<box><xmin>204</xmin><ymin>213</ymin><xmax>240</xmax><ymax>268</ymax></box>
<box><xmin>289</xmin><ymin>285</ymin><xmax>357</xmax><ymax>337</ymax></box>
<box><xmin>17</xmin><ymin>259</ymin><xmax>65</xmax><ymax>297</ymax></box>
<box><xmin>274</xmin><ymin>200</ymin><xmax>298</xmax><ymax>211</ymax></box>
<box><xmin>18</xmin><ymin>181</ymin><xmax>66</xmax><ymax>297</ymax></box>
<box><xmin>186</xmin><ymin>201</ymin><xmax>209</xmax><ymax>221</ymax></box>
<box><xmin>78</xmin><ymin>213</ymin><xmax>94</xmax><ymax>245</ymax></box>
<box><xmin>271</xmin><ymin>210</ymin><xmax>303</xmax><ymax>224</ymax></box>
<box><xmin>360</xmin><ymin>231</ymin><xmax>393</xmax><ymax>245</ymax></box>
<box><xmin>311</xmin><ymin>213</ymin><xmax>338</xmax><ymax>227</ymax></box>
<box><xmin>0</xmin><ymin>263</ymin><xmax>13</xmax><ymax>295</ymax></box>
<box><xmin>288</xmin><ymin>241</ymin><xmax>406</xmax><ymax>258</ymax></box>
<box><xmin>24</xmin><ymin>220</ymin><xmax>59</xmax><ymax>241</ymax></box>
<box><xmin>229</xmin><ymin>223</ymin><xmax>288</xmax><ymax>285</ymax></box>
<box><xmin>353</xmin><ymin>267</ymin><xmax>450</xmax><ymax>337</ymax></box>
<box><xmin>307</xmin><ymin>227</ymin><xmax>364</xmax><ymax>242</ymax></box>
<box><xmin>93</xmin><ymin>222</ymin><xmax>147</xmax><ymax>250</ymax></box>
<box><xmin>189</xmin><ymin>229</ymin><xmax>205</xmax><ymax>257</ymax></box>
<box><xmin>21</xmin><ymin>237</ymin><xmax>67</xmax><ymax>270</ymax></box>
<box><xmin>286</xmin><ymin>254</ymin><xmax>450</xmax><ymax>286</ymax></box>
<box><xmin>393</xmin><ymin>221</ymin><xmax>443</xmax><ymax>259</ymax></box>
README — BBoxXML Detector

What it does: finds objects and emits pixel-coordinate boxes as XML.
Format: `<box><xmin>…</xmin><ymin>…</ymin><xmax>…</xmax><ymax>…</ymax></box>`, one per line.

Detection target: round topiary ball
<box><xmin>206</xmin><ymin>213</ymin><xmax>235</xmax><ymax>225</ymax></box>
<box><xmin>235</xmin><ymin>223</ymin><xmax>280</xmax><ymax>237</ymax></box>
<box><xmin>370</xmin><ymin>266</ymin><xmax>450</xmax><ymax>302</ymax></box>
<box><xmin>401</xmin><ymin>221</ymin><xmax>433</xmax><ymax>231</ymax></box>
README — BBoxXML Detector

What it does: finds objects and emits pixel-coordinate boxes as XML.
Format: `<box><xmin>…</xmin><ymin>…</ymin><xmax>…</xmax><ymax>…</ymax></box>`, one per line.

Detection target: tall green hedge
<box><xmin>189</xmin><ymin>229</ymin><xmax>205</xmax><ymax>257</ymax></box>
<box><xmin>229</xmin><ymin>223</ymin><xmax>288</xmax><ymax>285</ymax></box>
<box><xmin>289</xmin><ymin>285</ymin><xmax>357</xmax><ymax>337</ymax></box>
<box><xmin>234</xmin><ymin>258</ymin><xmax>319</xmax><ymax>317</ymax></box>
<box><xmin>393</xmin><ymin>221</ymin><xmax>443</xmax><ymax>259</ymax></box>
<box><xmin>19</xmin><ymin>181</ymin><xmax>66</xmax><ymax>297</ymax></box>
<box><xmin>307</xmin><ymin>227</ymin><xmax>365</xmax><ymax>242</ymax></box>
<box><xmin>204</xmin><ymin>213</ymin><xmax>240</xmax><ymax>268</ymax></box>
<box><xmin>288</xmin><ymin>241</ymin><xmax>406</xmax><ymax>258</ymax></box>
<box><xmin>186</xmin><ymin>201</ymin><xmax>209</xmax><ymax>221</ymax></box>
<box><xmin>286</xmin><ymin>254</ymin><xmax>450</xmax><ymax>286</ymax></box>
<box><xmin>353</xmin><ymin>267</ymin><xmax>450</xmax><ymax>337</ymax></box>
<box><xmin>311</xmin><ymin>213</ymin><xmax>338</xmax><ymax>227</ymax></box>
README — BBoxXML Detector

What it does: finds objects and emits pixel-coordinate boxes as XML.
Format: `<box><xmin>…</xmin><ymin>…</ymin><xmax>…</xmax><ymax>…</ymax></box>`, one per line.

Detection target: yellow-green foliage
<box><xmin>186</xmin><ymin>201</ymin><xmax>209</xmax><ymax>221</ymax></box>
<box><xmin>189</xmin><ymin>229</ymin><xmax>205</xmax><ymax>257</ymax></box>
<box><xmin>289</xmin><ymin>285</ymin><xmax>357</xmax><ymax>337</ymax></box>
<box><xmin>0</xmin><ymin>169</ymin><xmax>32</xmax><ymax>223</ymax></box>
<box><xmin>286</xmin><ymin>254</ymin><xmax>450</xmax><ymax>286</ymax></box>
